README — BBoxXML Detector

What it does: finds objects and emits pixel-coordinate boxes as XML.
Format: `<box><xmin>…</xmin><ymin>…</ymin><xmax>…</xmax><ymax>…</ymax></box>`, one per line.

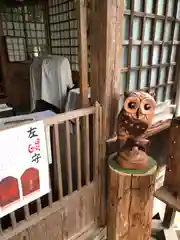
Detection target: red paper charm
<box><xmin>21</xmin><ymin>168</ymin><xmax>40</xmax><ymax>197</ymax></box>
<box><xmin>0</xmin><ymin>176</ymin><xmax>20</xmax><ymax>208</ymax></box>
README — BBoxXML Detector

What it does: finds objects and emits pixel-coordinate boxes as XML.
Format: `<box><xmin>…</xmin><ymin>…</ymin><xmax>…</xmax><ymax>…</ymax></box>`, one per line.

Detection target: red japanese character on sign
<box><xmin>28</xmin><ymin>138</ymin><xmax>40</xmax><ymax>154</ymax></box>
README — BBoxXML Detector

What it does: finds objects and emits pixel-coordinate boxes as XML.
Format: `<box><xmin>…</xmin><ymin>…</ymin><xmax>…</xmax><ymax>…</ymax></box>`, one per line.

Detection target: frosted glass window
<box><xmin>152</xmin><ymin>46</ymin><xmax>160</xmax><ymax>65</ymax></box>
<box><xmin>123</xmin><ymin>16</ymin><xmax>130</xmax><ymax>40</ymax></box>
<box><xmin>159</xmin><ymin>68</ymin><xmax>166</xmax><ymax>84</ymax></box>
<box><xmin>157</xmin><ymin>0</ymin><xmax>165</xmax><ymax>15</ymax></box>
<box><xmin>144</xmin><ymin>19</ymin><xmax>152</xmax><ymax>41</ymax></box>
<box><xmin>167</xmin><ymin>0</ymin><xmax>175</xmax><ymax>17</ymax></box>
<box><xmin>5</xmin><ymin>37</ymin><xmax>26</xmax><ymax>62</ymax></box>
<box><xmin>7</xmin><ymin>22</ymin><xmax>13</xmax><ymax>29</ymax></box>
<box><xmin>162</xmin><ymin>46</ymin><xmax>169</xmax><ymax>64</ymax></box>
<box><xmin>150</xmin><ymin>68</ymin><xmax>158</xmax><ymax>87</ymax></box>
<box><xmin>140</xmin><ymin>70</ymin><xmax>148</xmax><ymax>89</ymax></box>
<box><xmin>177</xmin><ymin>1</ymin><xmax>180</xmax><ymax>18</ymax></box>
<box><xmin>156</xmin><ymin>87</ymin><xmax>164</xmax><ymax>103</ymax></box>
<box><xmin>155</xmin><ymin>21</ymin><xmax>163</xmax><ymax>41</ymax></box>
<box><xmin>131</xmin><ymin>46</ymin><xmax>140</xmax><ymax>67</ymax></box>
<box><xmin>145</xmin><ymin>0</ymin><xmax>154</xmax><ymax>14</ymax></box>
<box><xmin>48</xmin><ymin>0</ymin><xmax>78</xmax><ymax>70</ymax></box>
<box><xmin>165</xmin><ymin>86</ymin><xmax>172</xmax><ymax>100</ymax></box>
<box><xmin>120</xmin><ymin>73</ymin><xmax>127</xmax><ymax>94</ymax></box>
<box><xmin>122</xmin><ymin>46</ymin><xmax>128</xmax><ymax>67</ymax></box>
<box><xmin>174</xmin><ymin>24</ymin><xmax>180</xmax><ymax>40</ymax></box>
<box><xmin>171</xmin><ymin>46</ymin><xmax>177</xmax><ymax>62</ymax></box>
<box><xmin>1</xmin><ymin>4</ymin><xmax>47</xmax><ymax>60</ymax></box>
<box><xmin>132</xmin><ymin>17</ymin><xmax>142</xmax><ymax>40</ymax></box>
<box><xmin>168</xmin><ymin>67</ymin><xmax>175</xmax><ymax>83</ymax></box>
<box><xmin>129</xmin><ymin>71</ymin><xmax>138</xmax><ymax>91</ymax></box>
<box><xmin>142</xmin><ymin>46</ymin><xmax>150</xmax><ymax>66</ymax></box>
<box><xmin>8</xmin><ymin>30</ymin><xmax>14</xmax><ymax>36</ymax></box>
<box><xmin>164</xmin><ymin>22</ymin><xmax>172</xmax><ymax>41</ymax></box>
<box><xmin>134</xmin><ymin>0</ymin><xmax>143</xmax><ymax>11</ymax></box>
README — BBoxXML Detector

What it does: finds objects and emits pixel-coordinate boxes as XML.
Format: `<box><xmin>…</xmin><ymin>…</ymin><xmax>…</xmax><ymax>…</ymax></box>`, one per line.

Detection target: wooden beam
<box><xmin>77</xmin><ymin>0</ymin><xmax>89</xmax><ymax>108</ymax></box>
<box><xmin>163</xmin><ymin>206</ymin><xmax>176</xmax><ymax>229</ymax></box>
<box><xmin>0</xmin><ymin>21</ymin><xmax>8</xmax><ymax>95</ymax></box>
<box><xmin>90</xmin><ymin>0</ymin><xmax>125</xmax><ymax>139</ymax></box>
<box><xmin>174</xmin><ymin>46</ymin><xmax>180</xmax><ymax>116</ymax></box>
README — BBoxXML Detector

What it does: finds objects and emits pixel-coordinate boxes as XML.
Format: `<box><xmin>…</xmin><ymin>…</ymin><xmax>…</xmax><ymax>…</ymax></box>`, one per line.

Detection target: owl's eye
<box><xmin>144</xmin><ymin>104</ymin><xmax>151</xmax><ymax>110</ymax></box>
<box><xmin>128</xmin><ymin>102</ymin><xmax>137</xmax><ymax>109</ymax></box>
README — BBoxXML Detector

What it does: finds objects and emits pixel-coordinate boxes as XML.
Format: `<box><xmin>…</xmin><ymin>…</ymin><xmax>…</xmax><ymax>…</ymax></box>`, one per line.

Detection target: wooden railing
<box><xmin>0</xmin><ymin>103</ymin><xmax>103</xmax><ymax>240</ymax></box>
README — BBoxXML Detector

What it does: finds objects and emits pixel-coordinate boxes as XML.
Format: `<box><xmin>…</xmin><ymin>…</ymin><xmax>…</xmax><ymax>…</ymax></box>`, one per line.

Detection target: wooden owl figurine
<box><xmin>116</xmin><ymin>91</ymin><xmax>156</xmax><ymax>170</ymax></box>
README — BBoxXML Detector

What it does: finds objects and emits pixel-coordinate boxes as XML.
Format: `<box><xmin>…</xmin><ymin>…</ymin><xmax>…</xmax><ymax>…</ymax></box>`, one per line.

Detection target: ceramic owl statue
<box><xmin>116</xmin><ymin>91</ymin><xmax>156</xmax><ymax>170</ymax></box>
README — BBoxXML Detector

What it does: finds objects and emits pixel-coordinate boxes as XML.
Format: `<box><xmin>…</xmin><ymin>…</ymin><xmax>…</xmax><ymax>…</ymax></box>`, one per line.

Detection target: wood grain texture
<box><xmin>107</xmin><ymin>155</ymin><xmax>157</xmax><ymax>240</ymax></box>
<box><xmin>75</xmin><ymin>118</ymin><xmax>82</xmax><ymax>190</ymax></box>
<box><xmin>76</xmin><ymin>0</ymin><xmax>89</xmax><ymax>108</ymax></box>
<box><xmin>28</xmin><ymin>184</ymin><xmax>95</xmax><ymax>240</ymax></box>
<box><xmin>90</xmin><ymin>0</ymin><xmax>124</xmax><ymax>139</ymax></box>
<box><xmin>3</xmin><ymin>184</ymin><xmax>96</xmax><ymax>240</ymax></box>
<box><xmin>53</xmin><ymin>124</ymin><xmax>63</xmax><ymax>199</ymax></box>
<box><xmin>65</xmin><ymin>120</ymin><xmax>73</xmax><ymax>194</ymax></box>
<box><xmin>84</xmin><ymin>115</ymin><xmax>90</xmax><ymax>185</ymax></box>
<box><xmin>164</xmin><ymin>121</ymin><xmax>180</xmax><ymax>199</ymax></box>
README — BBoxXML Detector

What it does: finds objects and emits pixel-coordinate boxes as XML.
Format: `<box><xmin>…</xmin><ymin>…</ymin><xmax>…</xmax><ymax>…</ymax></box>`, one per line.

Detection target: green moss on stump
<box><xmin>109</xmin><ymin>154</ymin><xmax>157</xmax><ymax>175</ymax></box>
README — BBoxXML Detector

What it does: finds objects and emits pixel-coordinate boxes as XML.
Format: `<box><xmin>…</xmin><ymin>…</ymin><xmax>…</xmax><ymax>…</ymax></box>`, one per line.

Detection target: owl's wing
<box><xmin>117</xmin><ymin>111</ymin><xmax>129</xmax><ymax>140</ymax></box>
<box><xmin>116</xmin><ymin>111</ymin><xmax>129</xmax><ymax>153</ymax></box>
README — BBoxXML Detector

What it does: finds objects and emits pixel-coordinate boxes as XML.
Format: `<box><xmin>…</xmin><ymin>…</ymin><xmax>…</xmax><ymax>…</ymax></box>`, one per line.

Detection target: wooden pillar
<box><xmin>90</xmin><ymin>0</ymin><xmax>124</xmax><ymax>139</ymax></box>
<box><xmin>0</xmin><ymin>20</ymin><xmax>8</xmax><ymax>95</ymax></box>
<box><xmin>164</xmin><ymin>119</ymin><xmax>180</xmax><ymax>202</ymax></box>
<box><xmin>107</xmin><ymin>154</ymin><xmax>157</xmax><ymax>240</ymax></box>
<box><xmin>76</xmin><ymin>0</ymin><xmax>89</xmax><ymax>108</ymax></box>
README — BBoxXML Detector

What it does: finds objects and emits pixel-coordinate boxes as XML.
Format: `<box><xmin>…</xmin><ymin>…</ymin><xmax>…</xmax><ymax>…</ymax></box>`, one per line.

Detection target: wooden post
<box><xmin>90</xmin><ymin>0</ymin><xmax>124</xmax><ymax>139</ymax></box>
<box><xmin>76</xmin><ymin>0</ymin><xmax>89</xmax><ymax>108</ymax></box>
<box><xmin>164</xmin><ymin>119</ymin><xmax>180</xmax><ymax>202</ymax></box>
<box><xmin>90</xmin><ymin>0</ymin><xmax>124</xmax><ymax>225</ymax></box>
<box><xmin>163</xmin><ymin>206</ymin><xmax>176</xmax><ymax>228</ymax></box>
<box><xmin>107</xmin><ymin>154</ymin><xmax>157</xmax><ymax>240</ymax></box>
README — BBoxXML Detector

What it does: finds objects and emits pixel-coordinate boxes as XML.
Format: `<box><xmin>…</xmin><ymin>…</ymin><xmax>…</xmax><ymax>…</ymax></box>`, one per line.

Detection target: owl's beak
<box><xmin>136</xmin><ymin>109</ymin><xmax>140</xmax><ymax>118</ymax></box>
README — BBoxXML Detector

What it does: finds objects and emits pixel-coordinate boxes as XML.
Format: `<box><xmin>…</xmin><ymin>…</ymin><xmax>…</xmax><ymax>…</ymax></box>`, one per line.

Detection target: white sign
<box><xmin>0</xmin><ymin>121</ymin><xmax>51</xmax><ymax>218</ymax></box>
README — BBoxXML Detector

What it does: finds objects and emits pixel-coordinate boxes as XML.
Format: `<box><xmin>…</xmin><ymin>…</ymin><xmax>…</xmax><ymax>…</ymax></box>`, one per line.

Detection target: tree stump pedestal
<box><xmin>107</xmin><ymin>153</ymin><xmax>157</xmax><ymax>240</ymax></box>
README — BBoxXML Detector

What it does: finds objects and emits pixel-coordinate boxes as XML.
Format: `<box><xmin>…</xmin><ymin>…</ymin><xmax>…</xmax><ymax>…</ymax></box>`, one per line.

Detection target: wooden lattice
<box><xmin>120</xmin><ymin>0</ymin><xmax>180</xmax><ymax>104</ymax></box>
<box><xmin>0</xmin><ymin>3</ymin><xmax>48</xmax><ymax>62</ymax></box>
<box><xmin>48</xmin><ymin>0</ymin><xmax>79</xmax><ymax>71</ymax></box>
<box><xmin>0</xmin><ymin>105</ymin><xmax>101</xmax><ymax>239</ymax></box>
